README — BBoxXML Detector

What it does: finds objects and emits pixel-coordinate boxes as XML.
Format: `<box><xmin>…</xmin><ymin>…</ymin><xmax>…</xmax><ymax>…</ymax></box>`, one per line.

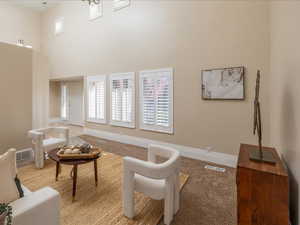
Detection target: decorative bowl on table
<box><xmin>56</xmin><ymin>144</ymin><xmax>101</xmax><ymax>160</ymax></box>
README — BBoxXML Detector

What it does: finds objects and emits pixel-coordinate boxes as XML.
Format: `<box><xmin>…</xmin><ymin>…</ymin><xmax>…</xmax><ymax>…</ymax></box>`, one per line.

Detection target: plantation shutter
<box><xmin>61</xmin><ymin>84</ymin><xmax>68</xmax><ymax>120</ymax></box>
<box><xmin>156</xmin><ymin>76</ymin><xmax>170</xmax><ymax>126</ymax></box>
<box><xmin>142</xmin><ymin>77</ymin><xmax>156</xmax><ymax>125</ymax></box>
<box><xmin>110</xmin><ymin>73</ymin><xmax>135</xmax><ymax>128</ymax></box>
<box><xmin>86</xmin><ymin>75</ymin><xmax>106</xmax><ymax>123</ymax></box>
<box><xmin>140</xmin><ymin>68</ymin><xmax>173</xmax><ymax>134</ymax></box>
<box><xmin>95</xmin><ymin>81</ymin><xmax>105</xmax><ymax>119</ymax></box>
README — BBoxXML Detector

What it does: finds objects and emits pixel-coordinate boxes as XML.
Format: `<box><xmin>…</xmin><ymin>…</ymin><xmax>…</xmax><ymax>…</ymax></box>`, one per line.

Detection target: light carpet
<box><xmin>18</xmin><ymin>151</ymin><xmax>189</xmax><ymax>225</ymax></box>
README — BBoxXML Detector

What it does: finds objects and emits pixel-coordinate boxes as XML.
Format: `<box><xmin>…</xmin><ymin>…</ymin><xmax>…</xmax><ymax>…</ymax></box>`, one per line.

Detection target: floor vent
<box><xmin>16</xmin><ymin>149</ymin><xmax>33</xmax><ymax>166</ymax></box>
<box><xmin>204</xmin><ymin>165</ymin><xmax>226</xmax><ymax>173</ymax></box>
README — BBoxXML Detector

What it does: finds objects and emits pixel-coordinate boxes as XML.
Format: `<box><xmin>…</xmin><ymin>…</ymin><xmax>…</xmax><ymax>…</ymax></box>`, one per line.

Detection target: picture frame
<box><xmin>113</xmin><ymin>0</ymin><xmax>130</xmax><ymax>11</ymax></box>
<box><xmin>201</xmin><ymin>66</ymin><xmax>245</xmax><ymax>100</ymax></box>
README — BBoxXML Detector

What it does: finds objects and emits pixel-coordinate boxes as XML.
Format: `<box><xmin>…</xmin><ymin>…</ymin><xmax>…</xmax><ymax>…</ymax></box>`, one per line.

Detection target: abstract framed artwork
<box><xmin>114</xmin><ymin>0</ymin><xmax>130</xmax><ymax>11</ymax></box>
<box><xmin>201</xmin><ymin>66</ymin><xmax>245</xmax><ymax>100</ymax></box>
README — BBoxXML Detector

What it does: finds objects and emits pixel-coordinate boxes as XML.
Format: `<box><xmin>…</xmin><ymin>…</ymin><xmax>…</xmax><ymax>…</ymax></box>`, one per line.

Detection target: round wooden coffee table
<box><xmin>48</xmin><ymin>148</ymin><xmax>101</xmax><ymax>201</ymax></box>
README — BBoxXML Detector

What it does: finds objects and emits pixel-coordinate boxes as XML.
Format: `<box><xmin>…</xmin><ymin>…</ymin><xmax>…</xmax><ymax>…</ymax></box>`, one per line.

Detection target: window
<box><xmin>86</xmin><ymin>75</ymin><xmax>106</xmax><ymax>123</ymax></box>
<box><xmin>110</xmin><ymin>73</ymin><xmax>135</xmax><ymax>128</ymax></box>
<box><xmin>16</xmin><ymin>39</ymin><xmax>32</xmax><ymax>49</ymax></box>
<box><xmin>55</xmin><ymin>17</ymin><xmax>64</xmax><ymax>35</ymax></box>
<box><xmin>61</xmin><ymin>83</ymin><xmax>69</xmax><ymax>120</ymax></box>
<box><xmin>139</xmin><ymin>68</ymin><xmax>173</xmax><ymax>134</ymax></box>
<box><xmin>114</xmin><ymin>0</ymin><xmax>130</xmax><ymax>11</ymax></box>
<box><xmin>89</xmin><ymin>2</ymin><xmax>102</xmax><ymax>20</ymax></box>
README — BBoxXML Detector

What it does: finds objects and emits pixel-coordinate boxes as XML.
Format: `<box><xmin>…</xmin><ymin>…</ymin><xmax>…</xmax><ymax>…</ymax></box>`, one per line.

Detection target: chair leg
<box><xmin>174</xmin><ymin>174</ymin><xmax>180</xmax><ymax>214</ymax></box>
<box><xmin>34</xmin><ymin>148</ymin><xmax>44</xmax><ymax>169</ymax></box>
<box><xmin>164</xmin><ymin>184</ymin><xmax>174</xmax><ymax>225</ymax></box>
<box><xmin>123</xmin><ymin>170</ymin><xmax>135</xmax><ymax>218</ymax></box>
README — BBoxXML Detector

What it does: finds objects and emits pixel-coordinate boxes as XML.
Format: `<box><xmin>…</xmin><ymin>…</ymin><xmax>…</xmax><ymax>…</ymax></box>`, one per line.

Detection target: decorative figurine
<box><xmin>250</xmin><ymin>70</ymin><xmax>276</xmax><ymax>164</ymax></box>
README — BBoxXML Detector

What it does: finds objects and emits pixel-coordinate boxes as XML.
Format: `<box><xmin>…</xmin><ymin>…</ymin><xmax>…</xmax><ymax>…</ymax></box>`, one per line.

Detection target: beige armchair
<box><xmin>28</xmin><ymin>127</ymin><xmax>69</xmax><ymax>169</ymax></box>
<box><xmin>122</xmin><ymin>144</ymin><xmax>181</xmax><ymax>225</ymax></box>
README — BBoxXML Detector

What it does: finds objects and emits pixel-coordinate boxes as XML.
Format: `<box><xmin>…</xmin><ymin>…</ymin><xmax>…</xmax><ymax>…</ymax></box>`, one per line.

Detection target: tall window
<box><xmin>86</xmin><ymin>75</ymin><xmax>106</xmax><ymax>123</ymax></box>
<box><xmin>139</xmin><ymin>68</ymin><xmax>173</xmax><ymax>134</ymax></box>
<box><xmin>110</xmin><ymin>73</ymin><xmax>135</xmax><ymax>128</ymax></box>
<box><xmin>55</xmin><ymin>17</ymin><xmax>64</xmax><ymax>35</ymax></box>
<box><xmin>89</xmin><ymin>2</ymin><xmax>102</xmax><ymax>20</ymax></box>
<box><xmin>61</xmin><ymin>83</ymin><xmax>69</xmax><ymax>120</ymax></box>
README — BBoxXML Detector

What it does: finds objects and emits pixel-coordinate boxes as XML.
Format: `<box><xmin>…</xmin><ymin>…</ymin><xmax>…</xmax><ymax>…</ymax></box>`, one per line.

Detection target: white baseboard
<box><xmin>68</xmin><ymin>121</ymin><xmax>85</xmax><ymax>127</ymax></box>
<box><xmin>84</xmin><ymin>128</ymin><xmax>238</xmax><ymax>168</ymax></box>
<box><xmin>49</xmin><ymin>117</ymin><xmax>62</xmax><ymax>123</ymax></box>
<box><xmin>49</xmin><ymin>118</ymin><xmax>84</xmax><ymax>127</ymax></box>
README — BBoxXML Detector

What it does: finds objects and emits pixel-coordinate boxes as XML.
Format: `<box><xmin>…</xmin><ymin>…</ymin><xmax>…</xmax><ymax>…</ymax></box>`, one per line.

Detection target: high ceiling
<box><xmin>8</xmin><ymin>0</ymin><xmax>62</xmax><ymax>12</ymax></box>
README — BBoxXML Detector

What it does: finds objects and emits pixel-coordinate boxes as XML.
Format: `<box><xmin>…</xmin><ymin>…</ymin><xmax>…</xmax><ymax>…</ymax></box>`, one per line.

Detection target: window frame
<box><xmin>85</xmin><ymin>75</ymin><xmax>107</xmax><ymax>124</ymax></box>
<box><xmin>109</xmin><ymin>72</ymin><xmax>135</xmax><ymax>128</ymax></box>
<box><xmin>139</xmin><ymin>68</ymin><xmax>174</xmax><ymax>134</ymax></box>
<box><xmin>113</xmin><ymin>0</ymin><xmax>130</xmax><ymax>11</ymax></box>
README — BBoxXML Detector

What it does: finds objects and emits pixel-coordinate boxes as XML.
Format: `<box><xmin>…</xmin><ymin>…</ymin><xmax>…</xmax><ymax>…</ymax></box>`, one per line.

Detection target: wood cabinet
<box><xmin>237</xmin><ymin>144</ymin><xmax>289</xmax><ymax>225</ymax></box>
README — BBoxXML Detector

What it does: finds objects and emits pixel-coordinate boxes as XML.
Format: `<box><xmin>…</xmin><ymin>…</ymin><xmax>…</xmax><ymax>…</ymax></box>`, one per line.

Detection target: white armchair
<box><xmin>28</xmin><ymin>127</ymin><xmax>69</xmax><ymax>169</ymax></box>
<box><xmin>0</xmin><ymin>149</ymin><xmax>60</xmax><ymax>225</ymax></box>
<box><xmin>123</xmin><ymin>144</ymin><xmax>181</xmax><ymax>225</ymax></box>
<box><xmin>11</xmin><ymin>186</ymin><xmax>60</xmax><ymax>225</ymax></box>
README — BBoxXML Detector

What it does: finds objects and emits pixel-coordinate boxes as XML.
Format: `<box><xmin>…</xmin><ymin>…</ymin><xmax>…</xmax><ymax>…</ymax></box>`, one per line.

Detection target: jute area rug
<box><xmin>18</xmin><ymin>151</ymin><xmax>189</xmax><ymax>225</ymax></box>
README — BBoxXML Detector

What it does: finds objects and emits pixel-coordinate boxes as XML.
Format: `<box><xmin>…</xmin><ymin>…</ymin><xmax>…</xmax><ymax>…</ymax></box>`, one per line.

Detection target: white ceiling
<box><xmin>8</xmin><ymin>0</ymin><xmax>63</xmax><ymax>12</ymax></box>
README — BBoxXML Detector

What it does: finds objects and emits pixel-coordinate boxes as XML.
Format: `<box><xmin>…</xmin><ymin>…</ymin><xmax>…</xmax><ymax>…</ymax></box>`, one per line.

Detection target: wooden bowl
<box><xmin>56</xmin><ymin>148</ymin><xmax>101</xmax><ymax>160</ymax></box>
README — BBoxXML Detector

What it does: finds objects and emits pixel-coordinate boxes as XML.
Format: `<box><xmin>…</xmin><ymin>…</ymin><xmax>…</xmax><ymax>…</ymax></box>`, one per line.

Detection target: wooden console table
<box><xmin>237</xmin><ymin>144</ymin><xmax>289</xmax><ymax>225</ymax></box>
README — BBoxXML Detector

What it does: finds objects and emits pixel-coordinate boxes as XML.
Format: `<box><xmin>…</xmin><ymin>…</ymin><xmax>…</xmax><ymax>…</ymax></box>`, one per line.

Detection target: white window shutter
<box><xmin>61</xmin><ymin>83</ymin><xmax>69</xmax><ymax>120</ymax></box>
<box><xmin>88</xmin><ymin>82</ymin><xmax>96</xmax><ymax>119</ymax></box>
<box><xmin>139</xmin><ymin>68</ymin><xmax>173</xmax><ymax>134</ymax></box>
<box><xmin>86</xmin><ymin>75</ymin><xmax>106</xmax><ymax>123</ymax></box>
<box><xmin>142</xmin><ymin>77</ymin><xmax>156</xmax><ymax>125</ymax></box>
<box><xmin>110</xmin><ymin>72</ymin><xmax>135</xmax><ymax>128</ymax></box>
<box><xmin>95</xmin><ymin>81</ymin><xmax>105</xmax><ymax>119</ymax></box>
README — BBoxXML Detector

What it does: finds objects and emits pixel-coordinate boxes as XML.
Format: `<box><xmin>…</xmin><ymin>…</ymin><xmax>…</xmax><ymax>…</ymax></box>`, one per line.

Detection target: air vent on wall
<box><xmin>16</xmin><ymin>149</ymin><xmax>33</xmax><ymax>166</ymax></box>
<box><xmin>204</xmin><ymin>165</ymin><xmax>226</xmax><ymax>173</ymax></box>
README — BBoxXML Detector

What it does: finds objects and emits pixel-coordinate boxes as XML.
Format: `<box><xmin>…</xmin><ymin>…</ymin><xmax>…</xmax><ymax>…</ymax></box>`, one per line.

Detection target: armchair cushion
<box><xmin>134</xmin><ymin>174</ymin><xmax>165</xmax><ymax>200</ymax></box>
<box><xmin>11</xmin><ymin>187</ymin><xmax>60</xmax><ymax>225</ymax></box>
<box><xmin>43</xmin><ymin>138</ymin><xmax>66</xmax><ymax>151</ymax></box>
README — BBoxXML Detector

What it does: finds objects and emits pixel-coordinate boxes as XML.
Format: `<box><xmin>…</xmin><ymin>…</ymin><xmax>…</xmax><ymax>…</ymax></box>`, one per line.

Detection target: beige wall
<box><xmin>0</xmin><ymin>3</ymin><xmax>41</xmax><ymax>50</ymax></box>
<box><xmin>67</xmin><ymin>79</ymin><xmax>84</xmax><ymax>125</ymax></box>
<box><xmin>0</xmin><ymin>43</ymin><xmax>33</xmax><ymax>153</ymax></box>
<box><xmin>32</xmin><ymin>51</ymin><xmax>50</xmax><ymax>129</ymax></box>
<box><xmin>270</xmin><ymin>2</ymin><xmax>300</xmax><ymax>224</ymax></box>
<box><xmin>49</xmin><ymin>81</ymin><xmax>61</xmax><ymax>118</ymax></box>
<box><xmin>41</xmin><ymin>1</ymin><xmax>270</xmax><ymax>155</ymax></box>
<box><xmin>0</xmin><ymin>2</ymin><xmax>49</xmax><ymax>129</ymax></box>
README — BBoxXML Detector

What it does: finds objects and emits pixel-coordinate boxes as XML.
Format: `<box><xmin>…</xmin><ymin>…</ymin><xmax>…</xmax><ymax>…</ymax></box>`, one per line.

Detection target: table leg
<box><xmin>55</xmin><ymin>162</ymin><xmax>60</xmax><ymax>181</ymax></box>
<box><xmin>72</xmin><ymin>165</ymin><xmax>78</xmax><ymax>202</ymax></box>
<box><xmin>70</xmin><ymin>168</ymin><xmax>74</xmax><ymax>179</ymax></box>
<box><xmin>94</xmin><ymin>159</ymin><xmax>98</xmax><ymax>187</ymax></box>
